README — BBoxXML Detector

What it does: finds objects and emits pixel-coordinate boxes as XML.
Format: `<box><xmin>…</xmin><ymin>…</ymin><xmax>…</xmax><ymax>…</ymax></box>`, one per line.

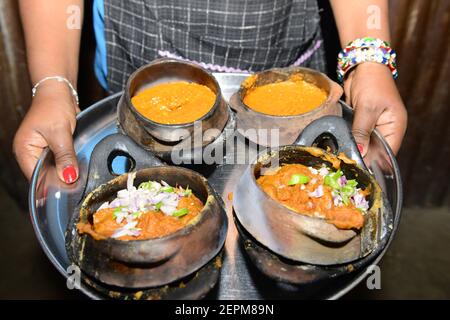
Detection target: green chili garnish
<box><xmin>173</xmin><ymin>208</ymin><xmax>189</xmax><ymax>218</ymax></box>
<box><xmin>183</xmin><ymin>186</ymin><xmax>192</xmax><ymax>197</ymax></box>
<box><xmin>341</xmin><ymin>194</ymin><xmax>350</xmax><ymax>205</ymax></box>
<box><xmin>112</xmin><ymin>206</ymin><xmax>125</xmax><ymax>219</ymax></box>
<box><xmin>324</xmin><ymin>170</ymin><xmax>343</xmax><ymax>189</ymax></box>
<box><xmin>347</xmin><ymin>179</ymin><xmax>358</xmax><ymax>188</ymax></box>
<box><xmin>324</xmin><ymin>170</ymin><xmax>359</xmax><ymax>206</ymax></box>
<box><xmin>138</xmin><ymin>182</ymin><xmax>151</xmax><ymax>190</ymax></box>
<box><xmin>132</xmin><ymin>212</ymin><xmax>142</xmax><ymax>219</ymax></box>
<box><xmin>139</xmin><ymin>181</ymin><xmax>162</xmax><ymax>192</ymax></box>
<box><xmin>288</xmin><ymin>174</ymin><xmax>310</xmax><ymax>185</ymax></box>
<box><xmin>161</xmin><ymin>186</ymin><xmax>174</xmax><ymax>193</ymax></box>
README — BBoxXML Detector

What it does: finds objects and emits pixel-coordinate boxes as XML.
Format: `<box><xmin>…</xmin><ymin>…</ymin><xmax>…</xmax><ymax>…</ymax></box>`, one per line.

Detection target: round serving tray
<box><xmin>29</xmin><ymin>73</ymin><xmax>402</xmax><ymax>299</ymax></box>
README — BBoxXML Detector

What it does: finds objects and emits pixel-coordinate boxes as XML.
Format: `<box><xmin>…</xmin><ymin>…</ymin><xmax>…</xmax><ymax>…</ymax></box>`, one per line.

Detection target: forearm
<box><xmin>19</xmin><ymin>0</ymin><xmax>83</xmax><ymax>87</ymax></box>
<box><xmin>330</xmin><ymin>0</ymin><xmax>390</xmax><ymax>47</ymax></box>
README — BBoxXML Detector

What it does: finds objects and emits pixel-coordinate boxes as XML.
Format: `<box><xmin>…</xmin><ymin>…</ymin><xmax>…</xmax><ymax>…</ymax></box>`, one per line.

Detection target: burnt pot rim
<box><xmin>248</xmin><ymin>145</ymin><xmax>378</xmax><ymax>225</ymax></box>
<box><xmin>79</xmin><ymin>166</ymin><xmax>219</xmax><ymax>245</ymax></box>
<box><xmin>237</xmin><ymin>66</ymin><xmax>337</xmax><ymax>120</ymax></box>
<box><xmin>124</xmin><ymin>59</ymin><xmax>223</xmax><ymax>128</ymax></box>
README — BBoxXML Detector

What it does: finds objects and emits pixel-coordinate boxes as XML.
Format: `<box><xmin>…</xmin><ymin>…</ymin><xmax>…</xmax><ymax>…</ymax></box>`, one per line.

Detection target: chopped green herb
<box><xmin>139</xmin><ymin>181</ymin><xmax>161</xmax><ymax>192</ymax></box>
<box><xmin>324</xmin><ymin>170</ymin><xmax>359</xmax><ymax>207</ymax></box>
<box><xmin>173</xmin><ymin>208</ymin><xmax>189</xmax><ymax>218</ymax></box>
<box><xmin>138</xmin><ymin>182</ymin><xmax>151</xmax><ymax>190</ymax></box>
<box><xmin>132</xmin><ymin>212</ymin><xmax>142</xmax><ymax>219</ymax></box>
<box><xmin>288</xmin><ymin>174</ymin><xmax>310</xmax><ymax>185</ymax></box>
<box><xmin>161</xmin><ymin>186</ymin><xmax>174</xmax><ymax>193</ymax></box>
<box><xmin>341</xmin><ymin>185</ymin><xmax>355</xmax><ymax>196</ymax></box>
<box><xmin>324</xmin><ymin>170</ymin><xmax>343</xmax><ymax>190</ymax></box>
<box><xmin>183</xmin><ymin>186</ymin><xmax>192</xmax><ymax>197</ymax></box>
<box><xmin>347</xmin><ymin>179</ymin><xmax>358</xmax><ymax>188</ymax></box>
<box><xmin>341</xmin><ymin>194</ymin><xmax>350</xmax><ymax>205</ymax></box>
<box><xmin>112</xmin><ymin>206</ymin><xmax>125</xmax><ymax>219</ymax></box>
<box><xmin>155</xmin><ymin>202</ymin><xmax>162</xmax><ymax>211</ymax></box>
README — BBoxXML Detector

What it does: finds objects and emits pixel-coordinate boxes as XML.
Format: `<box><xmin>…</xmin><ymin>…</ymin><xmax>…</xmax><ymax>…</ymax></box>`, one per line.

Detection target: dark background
<box><xmin>0</xmin><ymin>0</ymin><xmax>449</xmax><ymax>299</ymax></box>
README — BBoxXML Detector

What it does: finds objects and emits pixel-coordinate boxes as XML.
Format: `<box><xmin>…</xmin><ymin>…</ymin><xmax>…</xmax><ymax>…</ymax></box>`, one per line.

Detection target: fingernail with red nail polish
<box><xmin>357</xmin><ymin>143</ymin><xmax>364</xmax><ymax>154</ymax></box>
<box><xmin>63</xmin><ymin>166</ymin><xmax>77</xmax><ymax>184</ymax></box>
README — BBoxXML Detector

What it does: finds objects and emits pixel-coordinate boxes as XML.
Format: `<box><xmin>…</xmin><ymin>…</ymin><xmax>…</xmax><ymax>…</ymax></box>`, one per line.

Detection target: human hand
<box><xmin>13</xmin><ymin>82</ymin><xmax>79</xmax><ymax>183</ymax></box>
<box><xmin>343</xmin><ymin>62</ymin><xmax>407</xmax><ymax>156</ymax></box>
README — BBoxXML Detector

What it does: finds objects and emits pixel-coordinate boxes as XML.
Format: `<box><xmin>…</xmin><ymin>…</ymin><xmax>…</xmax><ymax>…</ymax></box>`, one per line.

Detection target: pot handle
<box><xmin>228</xmin><ymin>91</ymin><xmax>244</xmax><ymax>114</ymax></box>
<box><xmin>82</xmin><ymin>133</ymin><xmax>164</xmax><ymax>197</ymax></box>
<box><xmin>295</xmin><ymin>116</ymin><xmax>367</xmax><ymax>170</ymax></box>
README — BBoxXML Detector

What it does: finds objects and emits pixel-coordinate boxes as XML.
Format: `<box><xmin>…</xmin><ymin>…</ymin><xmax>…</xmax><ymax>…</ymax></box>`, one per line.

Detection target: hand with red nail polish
<box><xmin>62</xmin><ymin>165</ymin><xmax>78</xmax><ymax>184</ymax></box>
<box><xmin>13</xmin><ymin>82</ymin><xmax>79</xmax><ymax>184</ymax></box>
<box><xmin>357</xmin><ymin>143</ymin><xmax>364</xmax><ymax>155</ymax></box>
<box><xmin>344</xmin><ymin>63</ymin><xmax>407</xmax><ymax>156</ymax></box>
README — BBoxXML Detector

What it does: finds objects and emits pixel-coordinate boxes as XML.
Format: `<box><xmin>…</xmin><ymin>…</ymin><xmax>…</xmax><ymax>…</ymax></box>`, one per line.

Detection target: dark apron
<box><xmin>104</xmin><ymin>0</ymin><xmax>326</xmax><ymax>93</ymax></box>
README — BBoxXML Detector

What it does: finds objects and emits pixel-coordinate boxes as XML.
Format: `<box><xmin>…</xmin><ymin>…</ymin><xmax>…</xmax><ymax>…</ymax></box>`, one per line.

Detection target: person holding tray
<box><xmin>13</xmin><ymin>0</ymin><xmax>407</xmax><ymax>184</ymax></box>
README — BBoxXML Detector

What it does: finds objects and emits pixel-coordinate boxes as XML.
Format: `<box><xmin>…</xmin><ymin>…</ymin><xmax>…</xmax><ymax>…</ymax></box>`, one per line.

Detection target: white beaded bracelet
<box><xmin>31</xmin><ymin>76</ymin><xmax>79</xmax><ymax>105</ymax></box>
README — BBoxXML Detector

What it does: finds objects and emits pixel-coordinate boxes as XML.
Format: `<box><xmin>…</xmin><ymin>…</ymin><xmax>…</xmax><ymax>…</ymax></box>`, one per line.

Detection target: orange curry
<box><xmin>243</xmin><ymin>75</ymin><xmax>327</xmax><ymax>116</ymax></box>
<box><xmin>257</xmin><ymin>164</ymin><xmax>368</xmax><ymax>230</ymax></box>
<box><xmin>131</xmin><ymin>81</ymin><xmax>216</xmax><ymax>124</ymax></box>
<box><xmin>77</xmin><ymin>190</ymin><xmax>204</xmax><ymax>241</ymax></box>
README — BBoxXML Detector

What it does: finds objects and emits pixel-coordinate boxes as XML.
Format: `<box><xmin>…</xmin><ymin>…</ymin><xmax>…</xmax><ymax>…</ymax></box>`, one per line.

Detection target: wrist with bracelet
<box><xmin>337</xmin><ymin>37</ymin><xmax>398</xmax><ymax>82</ymax></box>
<box><xmin>31</xmin><ymin>76</ymin><xmax>79</xmax><ymax>106</ymax></box>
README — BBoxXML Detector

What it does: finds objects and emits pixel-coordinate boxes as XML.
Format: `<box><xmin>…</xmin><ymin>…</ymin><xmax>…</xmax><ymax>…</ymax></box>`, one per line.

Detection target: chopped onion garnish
<box><xmin>352</xmin><ymin>191</ymin><xmax>369</xmax><ymax>211</ymax></box>
<box><xmin>318</xmin><ymin>166</ymin><xmax>330</xmax><ymax>177</ymax></box>
<box><xmin>96</xmin><ymin>172</ymin><xmax>194</xmax><ymax>238</ymax></box>
<box><xmin>111</xmin><ymin>221</ymin><xmax>141</xmax><ymax>238</ymax></box>
<box><xmin>338</xmin><ymin>176</ymin><xmax>347</xmax><ymax>187</ymax></box>
<box><xmin>309</xmin><ymin>185</ymin><xmax>324</xmax><ymax>198</ymax></box>
<box><xmin>323</xmin><ymin>169</ymin><xmax>370</xmax><ymax>213</ymax></box>
<box><xmin>333</xmin><ymin>193</ymin><xmax>343</xmax><ymax>207</ymax></box>
<box><xmin>161</xmin><ymin>180</ymin><xmax>170</xmax><ymax>187</ymax></box>
<box><xmin>113</xmin><ymin>208</ymin><xmax>128</xmax><ymax>224</ymax></box>
<box><xmin>111</xmin><ymin>227</ymin><xmax>141</xmax><ymax>238</ymax></box>
<box><xmin>160</xmin><ymin>205</ymin><xmax>177</xmax><ymax>215</ymax></box>
<box><xmin>127</xmin><ymin>172</ymin><xmax>136</xmax><ymax>192</ymax></box>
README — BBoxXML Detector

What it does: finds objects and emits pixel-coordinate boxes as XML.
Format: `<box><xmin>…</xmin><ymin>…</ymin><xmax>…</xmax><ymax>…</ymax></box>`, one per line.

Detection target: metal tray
<box><xmin>29</xmin><ymin>73</ymin><xmax>402</xmax><ymax>299</ymax></box>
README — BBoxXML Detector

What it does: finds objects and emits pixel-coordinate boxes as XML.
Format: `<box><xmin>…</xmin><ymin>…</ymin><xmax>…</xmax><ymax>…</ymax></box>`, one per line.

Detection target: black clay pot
<box><xmin>65</xmin><ymin>133</ymin><xmax>228</xmax><ymax>294</ymax></box>
<box><xmin>229</xmin><ymin>66</ymin><xmax>343</xmax><ymax>147</ymax></box>
<box><xmin>117</xmin><ymin>59</ymin><xmax>234</xmax><ymax>164</ymax></box>
<box><xmin>233</xmin><ymin>116</ymin><xmax>393</xmax><ymax>268</ymax></box>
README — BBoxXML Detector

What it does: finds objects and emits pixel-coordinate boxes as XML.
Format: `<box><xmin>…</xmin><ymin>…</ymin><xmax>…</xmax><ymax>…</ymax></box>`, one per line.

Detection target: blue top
<box><xmin>93</xmin><ymin>0</ymin><xmax>108</xmax><ymax>90</ymax></box>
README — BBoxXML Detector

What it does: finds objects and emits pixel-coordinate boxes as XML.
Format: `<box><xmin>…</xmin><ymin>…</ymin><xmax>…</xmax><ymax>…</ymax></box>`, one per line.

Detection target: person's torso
<box><xmin>99</xmin><ymin>0</ymin><xmax>324</xmax><ymax>92</ymax></box>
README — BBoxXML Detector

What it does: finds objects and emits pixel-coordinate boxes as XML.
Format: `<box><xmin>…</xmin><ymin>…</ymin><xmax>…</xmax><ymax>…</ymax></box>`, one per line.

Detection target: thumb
<box><xmin>47</xmin><ymin>126</ymin><xmax>79</xmax><ymax>184</ymax></box>
<box><xmin>351</xmin><ymin>105</ymin><xmax>381</xmax><ymax>157</ymax></box>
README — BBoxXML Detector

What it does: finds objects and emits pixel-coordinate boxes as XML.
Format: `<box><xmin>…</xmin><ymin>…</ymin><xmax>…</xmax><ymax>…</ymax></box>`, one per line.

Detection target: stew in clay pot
<box><xmin>131</xmin><ymin>81</ymin><xmax>216</xmax><ymax>124</ymax></box>
<box><xmin>77</xmin><ymin>173</ymin><xmax>204</xmax><ymax>240</ymax></box>
<box><xmin>257</xmin><ymin>163</ymin><xmax>370</xmax><ymax>230</ymax></box>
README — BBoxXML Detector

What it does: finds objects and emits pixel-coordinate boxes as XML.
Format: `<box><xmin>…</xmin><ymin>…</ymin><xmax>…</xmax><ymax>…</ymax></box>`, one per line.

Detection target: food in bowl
<box><xmin>242</xmin><ymin>74</ymin><xmax>327</xmax><ymax>116</ymax></box>
<box><xmin>77</xmin><ymin>172</ymin><xmax>204</xmax><ymax>240</ymax></box>
<box><xmin>257</xmin><ymin>163</ymin><xmax>370</xmax><ymax>230</ymax></box>
<box><xmin>131</xmin><ymin>81</ymin><xmax>216</xmax><ymax>124</ymax></box>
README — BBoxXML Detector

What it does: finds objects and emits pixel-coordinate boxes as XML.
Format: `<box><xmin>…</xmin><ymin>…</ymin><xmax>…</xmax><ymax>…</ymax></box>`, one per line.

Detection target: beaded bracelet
<box><xmin>337</xmin><ymin>37</ymin><xmax>398</xmax><ymax>82</ymax></box>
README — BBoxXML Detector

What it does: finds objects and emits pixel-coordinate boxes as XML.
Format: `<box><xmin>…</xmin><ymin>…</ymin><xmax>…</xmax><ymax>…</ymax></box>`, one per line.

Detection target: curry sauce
<box><xmin>243</xmin><ymin>75</ymin><xmax>327</xmax><ymax>116</ymax></box>
<box><xmin>131</xmin><ymin>81</ymin><xmax>216</xmax><ymax>124</ymax></box>
<box><xmin>77</xmin><ymin>175</ymin><xmax>205</xmax><ymax>241</ymax></box>
<box><xmin>257</xmin><ymin>164</ymin><xmax>368</xmax><ymax>230</ymax></box>
<box><xmin>77</xmin><ymin>193</ymin><xmax>204</xmax><ymax>241</ymax></box>
<box><xmin>77</xmin><ymin>195</ymin><xmax>203</xmax><ymax>240</ymax></box>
